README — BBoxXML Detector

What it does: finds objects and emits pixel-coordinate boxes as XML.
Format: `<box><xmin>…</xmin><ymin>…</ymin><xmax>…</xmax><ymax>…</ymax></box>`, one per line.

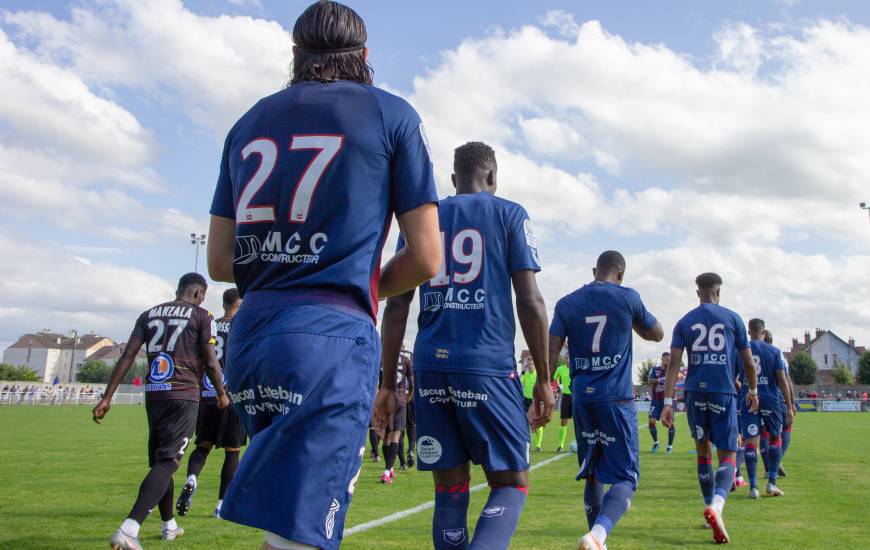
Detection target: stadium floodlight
<box><xmin>190</xmin><ymin>233</ymin><xmax>207</xmax><ymax>273</ymax></box>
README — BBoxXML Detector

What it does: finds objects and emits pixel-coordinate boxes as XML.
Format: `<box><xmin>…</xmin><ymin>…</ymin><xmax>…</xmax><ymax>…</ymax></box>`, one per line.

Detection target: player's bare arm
<box><xmin>200</xmin><ymin>340</ymin><xmax>229</xmax><ymax>410</ymax></box>
<box><xmin>92</xmin><ymin>337</ymin><xmax>143</xmax><ymax>423</ymax></box>
<box><xmin>372</xmin><ymin>289</ymin><xmax>415</xmax><ymax>436</ymax></box>
<box><xmin>777</xmin><ymin>369</ymin><xmax>795</xmax><ymax>423</ymax></box>
<box><xmin>207</xmin><ymin>214</ymin><xmax>235</xmax><ymax>283</ymax></box>
<box><xmin>739</xmin><ymin>347</ymin><xmax>760</xmax><ymax>413</ymax></box>
<box><xmin>378</xmin><ymin>204</ymin><xmax>441</xmax><ymax>298</ymax></box>
<box><xmin>660</xmin><ymin>347</ymin><xmax>683</xmax><ymax>428</ymax></box>
<box><xmin>513</xmin><ymin>269</ymin><xmax>554</xmax><ymax>429</ymax></box>
<box><xmin>634</xmin><ymin>319</ymin><xmax>664</xmax><ymax>342</ymax></box>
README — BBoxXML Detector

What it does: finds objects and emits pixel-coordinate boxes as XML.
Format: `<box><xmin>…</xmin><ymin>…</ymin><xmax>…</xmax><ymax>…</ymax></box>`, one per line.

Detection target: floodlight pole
<box><xmin>861</xmin><ymin>202</ymin><xmax>870</xmax><ymax>223</ymax></box>
<box><xmin>190</xmin><ymin>233</ymin><xmax>206</xmax><ymax>273</ymax></box>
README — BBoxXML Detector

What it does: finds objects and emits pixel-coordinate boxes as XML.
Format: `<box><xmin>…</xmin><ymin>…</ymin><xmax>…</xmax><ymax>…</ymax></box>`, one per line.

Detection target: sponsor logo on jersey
<box><xmin>201</xmin><ymin>370</ymin><xmax>226</xmax><ymax>396</ymax></box>
<box><xmin>481</xmin><ymin>506</ymin><xmax>506</xmax><ymax>518</ymax></box>
<box><xmin>417</xmin><ymin>436</ymin><xmax>443</xmax><ymax>464</ymax></box>
<box><xmin>325</xmin><ymin>498</ymin><xmax>340</xmax><ymax>540</ymax></box>
<box><xmin>523</xmin><ymin>219</ymin><xmax>540</xmax><ymax>265</ymax></box>
<box><xmin>234</xmin><ymin>230</ymin><xmax>328</xmax><ymax>266</ymax></box>
<box><xmin>443</xmin><ymin>529</ymin><xmax>466</xmax><ymax>546</ymax></box>
<box><xmin>149</xmin><ymin>353</ymin><xmax>174</xmax><ymax>384</ymax></box>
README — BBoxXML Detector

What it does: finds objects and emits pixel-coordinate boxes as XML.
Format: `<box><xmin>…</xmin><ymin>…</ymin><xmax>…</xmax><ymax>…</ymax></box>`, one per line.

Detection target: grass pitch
<box><xmin>0</xmin><ymin>406</ymin><xmax>867</xmax><ymax>549</ymax></box>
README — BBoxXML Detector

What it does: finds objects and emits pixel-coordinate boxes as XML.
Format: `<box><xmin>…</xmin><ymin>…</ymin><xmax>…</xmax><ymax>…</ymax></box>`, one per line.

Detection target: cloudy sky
<box><xmin>1</xmin><ymin>0</ymin><xmax>869</xmax><ymax>371</ymax></box>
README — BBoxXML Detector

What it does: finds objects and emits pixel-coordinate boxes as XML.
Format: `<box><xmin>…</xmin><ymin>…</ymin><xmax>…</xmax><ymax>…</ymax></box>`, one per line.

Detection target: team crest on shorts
<box><xmin>417</xmin><ymin>436</ymin><xmax>443</xmax><ymax>464</ymax></box>
<box><xmin>443</xmin><ymin>528</ymin><xmax>466</xmax><ymax>546</ymax></box>
<box><xmin>149</xmin><ymin>353</ymin><xmax>174</xmax><ymax>383</ymax></box>
<box><xmin>748</xmin><ymin>423</ymin><xmax>759</xmax><ymax>436</ymax></box>
<box><xmin>695</xmin><ymin>425</ymin><xmax>705</xmax><ymax>440</ymax></box>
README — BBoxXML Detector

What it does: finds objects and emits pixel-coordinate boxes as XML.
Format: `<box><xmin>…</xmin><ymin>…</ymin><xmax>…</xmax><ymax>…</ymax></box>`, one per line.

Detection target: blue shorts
<box><xmin>685</xmin><ymin>392</ymin><xmax>738</xmax><ymax>451</ymax></box>
<box><xmin>413</xmin><ymin>370</ymin><xmax>529</xmax><ymax>472</ymax></box>
<box><xmin>573</xmin><ymin>399</ymin><xmax>639</xmax><ymax>489</ymax></box>
<box><xmin>740</xmin><ymin>395</ymin><xmax>784</xmax><ymax>439</ymax></box>
<box><xmin>648</xmin><ymin>399</ymin><xmax>664</xmax><ymax>420</ymax></box>
<box><xmin>221</xmin><ymin>291</ymin><xmax>380</xmax><ymax>550</ymax></box>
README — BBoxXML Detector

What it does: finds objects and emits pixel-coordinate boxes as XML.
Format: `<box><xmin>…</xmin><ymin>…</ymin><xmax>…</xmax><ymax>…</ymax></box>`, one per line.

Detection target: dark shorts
<box><xmin>523</xmin><ymin>397</ymin><xmax>533</xmax><ymax>412</ymax></box>
<box><xmin>649</xmin><ymin>399</ymin><xmax>664</xmax><ymax>420</ymax></box>
<box><xmin>415</xmin><ymin>370</ymin><xmax>530</xmax><ymax>473</ymax></box>
<box><xmin>739</xmin><ymin>395</ymin><xmax>784</xmax><ymax>439</ymax></box>
<box><xmin>146</xmin><ymin>399</ymin><xmax>198</xmax><ymax>466</ymax></box>
<box><xmin>560</xmin><ymin>394</ymin><xmax>573</xmax><ymax>420</ymax></box>
<box><xmin>196</xmin><ymin>402</ymin><xmax>248</xmax><ymax>449</ymax></box>
<box><xmin>389</xmin><ymin>404</ymin><xmax>407</xmax><ymax>433</ymax></box>
<box><xmin>573</xmin><ymin>399</ymin><xmax>639</xmax><ymax>489</ymax></box>
<box><xmin>222</xmin><ymin>299</ymin><xmax>379</xmax><ymax>550</ymax></box>
<box><xmin>685</xmin><ymin>391</ymin><xmax>738</xmax><ymax>451</ymax></box>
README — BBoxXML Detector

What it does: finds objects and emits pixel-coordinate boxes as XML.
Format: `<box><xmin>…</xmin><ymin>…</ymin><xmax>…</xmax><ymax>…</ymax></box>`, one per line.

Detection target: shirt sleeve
<box><xmin>733</xmin><ymin>314</ymin><xmax>750</xmax><ymax>350</ymax></box>
<box><xmin>379</xmin><ymin>93</ymin><xmax>439</xmax><ymax>216</ymax></box>
<box><xmin>630</xmin><ymin>289</ymin><xmax>657</xmax><ymax>331</ymax></box>
<box><xmin>670</xmin><ymin>320</ymin><xmax>687</xmax><ymax>350</ymax></box>
<box><xmin>549</xmin><ymin>300</ymin><xmax>567</xmax><ymax>338</ymax></box>
<box><xmin>128</xmin><ymin>314</ymin><xmax>147</xmax><ymax>347</ymax></box>
<box><xmin>775</xmin><ymin>348</ymin><xmax>786</xmax><ymax>371</ymax></box>
<box><xmin>210</xmin><ymin>133</ymin><xmax>236</xmax><ymax>219</ymax></box>
<box><xmin>507</xmin><ymin>205</ymin><xmax>542</xmax><ymax>273</ymax></box>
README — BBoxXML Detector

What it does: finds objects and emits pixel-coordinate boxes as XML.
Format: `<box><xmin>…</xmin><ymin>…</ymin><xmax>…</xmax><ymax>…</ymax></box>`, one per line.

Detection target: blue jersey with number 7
<box><xmin>671</xmin><ymin>303</ymin><xmax>749</xmax><ymax>395</ymax></box>
<box><xmin>210</xmin><ymin>81</ymin><xmax>438</xmax><ymax>319</ymax></box>
<box><xmin>550</xmin><ymin>282</ymin><xmax>657</xmax><ymax>403</ymax></box>
<box><xmin>402</xmin><ymin>192</ymin><xmax>541</xmax><ymax>376</ymax></box>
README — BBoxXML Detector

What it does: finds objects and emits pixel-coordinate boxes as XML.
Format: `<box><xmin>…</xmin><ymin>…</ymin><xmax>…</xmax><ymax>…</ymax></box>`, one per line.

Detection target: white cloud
<box><xmin>4</xmin><ymin>0</ymin><xmax>293</xmax><ymax>135</ymax></box>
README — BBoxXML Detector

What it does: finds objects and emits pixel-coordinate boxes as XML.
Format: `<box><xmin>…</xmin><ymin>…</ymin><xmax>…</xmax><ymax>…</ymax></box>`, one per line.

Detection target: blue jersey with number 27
<box><xmin>409</xmin><ymin>192</ymin><xmax>541</xmax><ymax>376</ymax></box>
<box><xmin>671</xmin><ymin>303</ymin><xmax>749</xmax><ymax>395</ymax></box>
<box><xmin>210</xmin><ymin>81</ymin><xmax>438</xmax><ymax>318</ymax></box>
<box><xmin>550</xmin><ymin>282</ymin><xmax>658</xmax><ymax>402</ymax></box>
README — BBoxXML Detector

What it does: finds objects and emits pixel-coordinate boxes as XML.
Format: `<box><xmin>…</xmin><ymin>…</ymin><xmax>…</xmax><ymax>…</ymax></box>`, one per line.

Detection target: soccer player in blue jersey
<box><xmin>764</xmin><ymin>329</ymin><xmax>795</xmax><ymax>477</ymax></box>
<box><xmin>206</xmin><ymin>2</ymin><xmax>442</xmax><ymax>548</ymax></box>
<box><xmin>549</xmin><ymin>251</ymin><xmax>663</xmax><ymax>550</ymax></box>
<box><xmin>738</xmin><ymin>319</ymin><xmax>795</xmax><ymax>498</ymax></box>
<box><xmin>373</xmin><ymin>142</ymin><xmax>554</xmax><ymax>550</ymax></box>
<box><xmin>661</xmin><ymin>273</ymin><xmax>759</xmax><ymax>545</ymax></box>
<box><xmin>647</xmin><ymin>352</ymin><xmax>676</xmax><ymax>453</ymax></box>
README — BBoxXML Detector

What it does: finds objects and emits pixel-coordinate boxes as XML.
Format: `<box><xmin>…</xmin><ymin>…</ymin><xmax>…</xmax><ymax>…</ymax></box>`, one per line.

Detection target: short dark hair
<box><xmin>695</xmin><ymin>272</ymin><xmax>723</xmax><ymax>289</ymax></box>
<box><xmin>661</xmin><ymin>352</ymin><xmax>670</xmax><ymax>358</ymax></box>
<box><xmin>177</xmin><ymin>273</ymin><xmax>207</xmax><ymax>292</ymax></box>
<box><xmin>748</xmin><ymin>318</ymin><xmax>766</xmax><ymax>333</ymax></box>
<box><xmin>596</xmin><ymin>250</ymin><xmax>626</xmax><ymax>274</ymax></box>
<box><xmin>290</xmin><ymin>1</ymin><xmax>373</xmax><ymax>85</ymax></box>
<box><xmin>454</xmin><ymin>142</ymin><xmax>496</xmax><ymax>176</ymax></box>
<box><xmin>223</xmin><ymin>288</ymin><xmax>241</xmax><ymax>308</ymax></box>
<box><xmin>763</xmin><ymin>329</ymin><xmax>773</xmax><ymax>344</ymax></box>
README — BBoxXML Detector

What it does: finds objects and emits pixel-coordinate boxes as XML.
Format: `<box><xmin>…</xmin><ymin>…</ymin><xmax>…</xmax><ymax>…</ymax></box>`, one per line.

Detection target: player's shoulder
<box><xmin>364</xmin><ymin>84</ymin><xmax>419</xmax><ymax>117</ymax></box>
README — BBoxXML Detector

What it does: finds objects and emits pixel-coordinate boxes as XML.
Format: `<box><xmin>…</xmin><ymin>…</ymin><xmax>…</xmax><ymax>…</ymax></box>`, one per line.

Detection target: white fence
<box><xmin>0</xmin><ymin>390</ymin><xmax>143</xmax><ymax>406</ymax></box>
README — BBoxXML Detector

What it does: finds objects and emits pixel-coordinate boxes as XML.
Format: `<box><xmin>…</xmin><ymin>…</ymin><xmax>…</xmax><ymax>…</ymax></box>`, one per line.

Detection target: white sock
<box><xmin>163</xmin><ymin>518</ymin><xmax>178</xmax><ymax>531</ymax></box>
<box><xmin>186</xmin><ymin>474</ymin><xmax>197</xmax><ymax>488</ymax></box>
<box><xmin>711</xmin><ymin>494</ymin><xmax>726</xmax><ymax>514</ymax></box>
<box><xmin>591</xmin><ymin>524</ymin><xmax>607</xmax><ymax>544</ymax></box>
<box><xmin>383</xmin><ymin>469</ymin><xmax>390</xmax><ymax>477</ymax></box>
<box><xmin>215</xmin><ymin>499</ymin><xmax>223</xmax><ymax>511</ymax></box>
<box><xmin>120</xmin><ymin>518</ymin><xmax>140</xmax><ymax>538</ymax></box>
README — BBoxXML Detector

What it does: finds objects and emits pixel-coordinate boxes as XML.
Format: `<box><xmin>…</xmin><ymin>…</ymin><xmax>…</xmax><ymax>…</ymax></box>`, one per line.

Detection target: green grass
<box><xmin>0</xmin><ymin>406</ymin><xmax>868</xmax><ymax>549</ymax></box>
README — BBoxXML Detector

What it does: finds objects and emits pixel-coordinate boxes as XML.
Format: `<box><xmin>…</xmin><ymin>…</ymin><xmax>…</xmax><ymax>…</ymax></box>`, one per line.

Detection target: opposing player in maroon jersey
<box><xmin>93</xmin><ymin>273</ymin><xmax>228</xmax><ymax>550</ymax></box>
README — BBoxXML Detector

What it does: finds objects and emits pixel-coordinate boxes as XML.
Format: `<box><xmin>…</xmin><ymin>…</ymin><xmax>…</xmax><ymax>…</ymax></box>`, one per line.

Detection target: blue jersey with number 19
<box><xmin>409</xmin><ymin>192</ymin><xmax>541</xmax><ymax>376</ymax></box>
<box><xmin>550</xmin><ymin>282</ymin><xmax>658</xmax><ymax>402</ymax></box>
<box><xmin>671</xmin><ymin>303</ymin><xmax>749</xmax><ymax>395</ymax></box>
<box><xmin>210</xmin><ymin>81</ymin><xmax>438</xmax><ymax>318</ymax></box>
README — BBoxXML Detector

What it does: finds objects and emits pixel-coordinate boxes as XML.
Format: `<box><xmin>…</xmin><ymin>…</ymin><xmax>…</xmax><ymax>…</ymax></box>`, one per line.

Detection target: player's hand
<box><xmin>92</xmin><ymin>399</ymin><xmax>111</xmax><ymax>424</ymax></box>
<box><xmin>785</xmin><ymin>406</ymin><xmax>795</xmax><ymax>424</ymax></box>
<box><xmin>528</xmin><ymin>382</ymin><xmax>555</xmax><ymax>430</ymax></box>
<box><xmin>216</xmin><ymin>392</ymin><xmax>230</xmax><ymax>410</ymax></box>
<box><xmin>745</xmin><ymin>393</ymin><xmax>759</xmax><ymax>413</ymax></box>
<box><xmin>660</xmin><ymin>405</ymin><xmax>674</xmax><ymax>428</ymax></box>
<box><xmin>372</xmin><ymin>388</ymin><xmax>398</xmax><ymax>438</ymax></box>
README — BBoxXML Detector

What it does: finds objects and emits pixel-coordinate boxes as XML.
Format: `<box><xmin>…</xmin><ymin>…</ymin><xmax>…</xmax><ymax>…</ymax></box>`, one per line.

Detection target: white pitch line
<box><xmin>345</xmin><ymin>419</ymin><xmax>663</xmax><ymax>536</ymax></box>
<box><xmin>345</xmin><ymin>450</ymin><xmax>572</xmax><ymax>536</ymax></box>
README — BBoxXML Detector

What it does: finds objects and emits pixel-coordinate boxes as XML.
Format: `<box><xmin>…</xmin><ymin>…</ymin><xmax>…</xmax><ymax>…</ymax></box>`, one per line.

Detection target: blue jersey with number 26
<box><xmin>671</xmin><ymin>303</ymin><xmax>749</xmax><ymax>395</ymax></box>
<box><xmin>550</xmin><ymin>282</ymin><xmax>658</xmax><ymax>402</ymax></box>
<box><xmin>409</xmin><ymin>192</ymin><xmax>541</xmax><ymax>376</ymax></box>
<box><xmin>210</xmin><ymin>81</ymin><xmax>438</xmax><ymax>318</ymax></box>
